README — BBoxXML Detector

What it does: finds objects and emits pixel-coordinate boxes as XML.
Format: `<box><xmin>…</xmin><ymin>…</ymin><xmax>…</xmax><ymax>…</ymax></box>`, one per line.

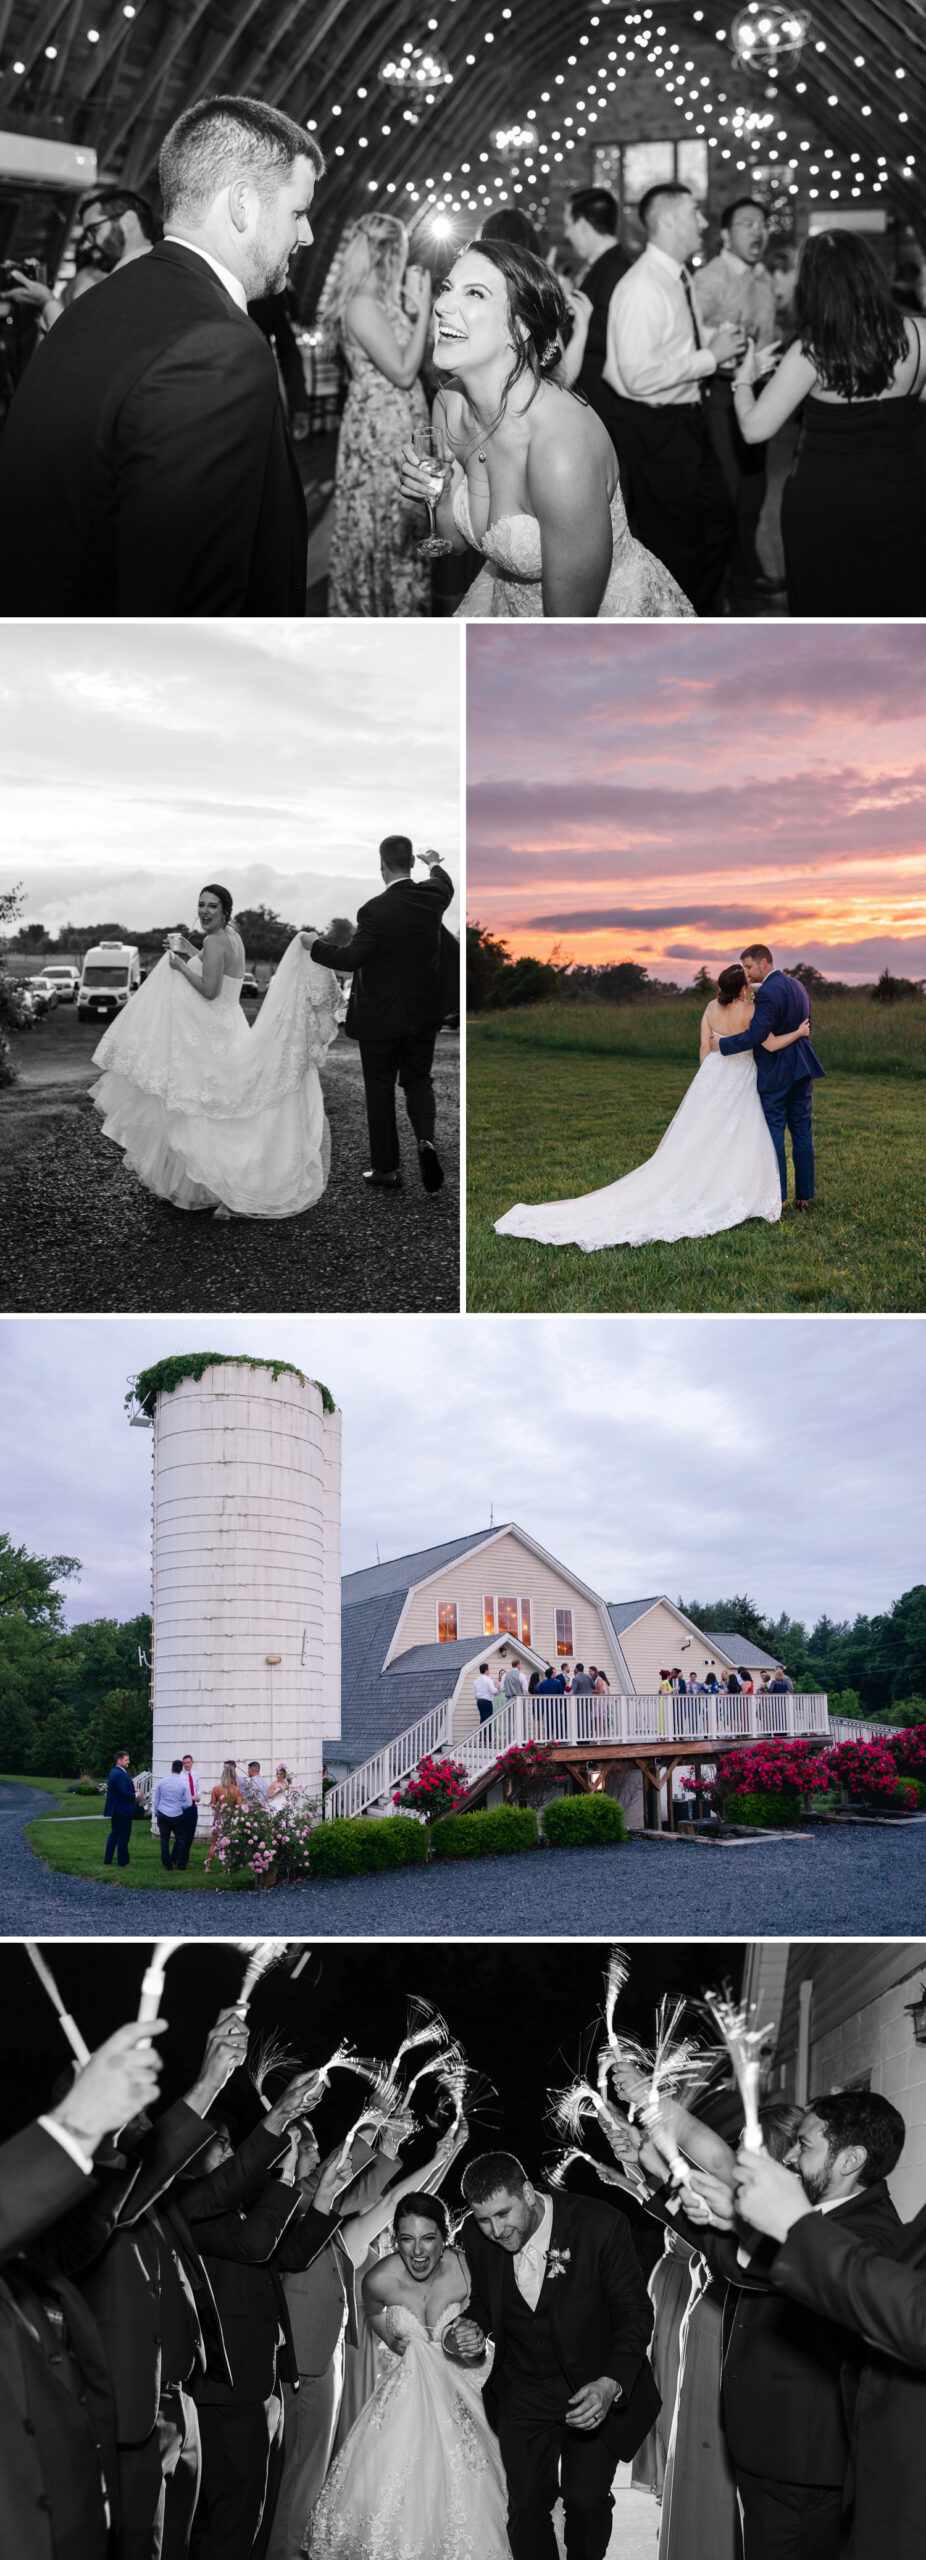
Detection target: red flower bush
<box><xmin>393</xmin><ymin>1754</ymin><xmax>470</xmax><ymax>1822</ymax></box>
<box><xmin>889</xmin><ymin>1728</ymin><xmax>926</xmax><ymax>1780</ymax></box>
<box><xmin>684</xmin><ymin>1737</ymin><xmax>831</xmax><ymax>1810</ymax></box>
<box><xmin>495</xmin><ymin>1740</ymin><xmax>558</xmax><ymax>1807</ymax></box>
<box><xmin>828</xmin><ymin>1739</ymin><xmax>912</xmax><ymax>1804</ymax></box>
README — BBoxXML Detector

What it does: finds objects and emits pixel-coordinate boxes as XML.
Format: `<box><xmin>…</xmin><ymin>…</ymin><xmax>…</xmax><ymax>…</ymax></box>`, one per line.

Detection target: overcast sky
<box><xmin>468</xmin><ymin>624</ymin><xmax>926</xmax><ymax>984</ymax></box>
<box><xmin>2</xmin><ymin>622</ymin><xmax>460</xmax><ymax>934</ymax></box>
<box><xmin>1</xmin><ymin>1315</ymin><xmax>919</xmax><ymax>1634</ymax></box>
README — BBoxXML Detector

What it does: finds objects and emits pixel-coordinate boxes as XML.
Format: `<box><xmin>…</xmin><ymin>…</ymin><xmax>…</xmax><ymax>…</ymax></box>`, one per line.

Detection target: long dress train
<box><xmin>91</xmin><ymin>938</ymin><xmax>340</xmax><ymax>1217</ymax></box>
<box><xmin>305</xmin><ymin>2301</ymin><xmax>508</xmax><ymax>2560</ymax></box>
<box><xmin>495</xmin><ymin>1050</ymin><xmax>781</xmax><ymax>1249</ymax></box>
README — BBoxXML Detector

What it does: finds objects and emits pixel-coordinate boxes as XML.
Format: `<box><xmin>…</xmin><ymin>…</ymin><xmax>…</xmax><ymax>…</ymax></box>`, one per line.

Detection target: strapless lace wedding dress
<box><xmin>91</xmin><ymin>939</ymin><xmax>340</xmax><ymax>1217</ymax></box>
<box><xmin>452</xmin><ymin>481</ymin><xmax>694</xmax><ymax>618</ymax></box>
<box><xmin>305</xmin><ymin>2301</ymin><xmax>508</xmax><ymax>2560</ymax></box>
<box><xmin>495</xmin><ymin>1050</ymin><xmax>781</xmax><ymax>1248</ymax></box>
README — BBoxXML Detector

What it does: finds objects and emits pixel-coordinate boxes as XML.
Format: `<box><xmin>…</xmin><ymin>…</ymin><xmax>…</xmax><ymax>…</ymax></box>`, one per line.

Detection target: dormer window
<box><xmin>484</xmin><ymin>1595</ymin><xmax>532</xmax><ymax>1645</ymax></box>
<box><xmin>437</xmin><ymin>1600</ymin><xmax>458</xmax><ymax>1642</ymax></box>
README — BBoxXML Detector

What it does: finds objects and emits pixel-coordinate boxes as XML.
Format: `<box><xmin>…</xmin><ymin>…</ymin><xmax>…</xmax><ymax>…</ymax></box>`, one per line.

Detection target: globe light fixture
<box><xmin>493</xmin><ymin>121</ymin><xmax>544</xmax><ymax>158</ymax></box>
<box><xmin>731</xmin><ymin>5</ymin><xmax>810</xmax><ymax>76</ymax></box>
<box><xmin>380</xmin><ymin>39</ymin><xmax>453</xmax><ymax>106</ymax></box>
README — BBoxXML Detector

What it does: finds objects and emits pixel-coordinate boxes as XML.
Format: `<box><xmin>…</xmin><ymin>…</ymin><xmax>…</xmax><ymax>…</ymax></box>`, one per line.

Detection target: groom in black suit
<box><xmin>449</xmin><ymin>2149</ymin><xmax>658</xmax><ymax>2560</ymax></box>
<box><xmin>0</xmin><ymin>96</ymin><xmax>320</xmax><ymax>615</ymax></box>
<box><xmin>718</xmin><ymin>942</ymin><xmax>825</xmax><ymax>1208</ymax></box>
<box><xmin>308</xmin><ymin>839</ymin><xmax>454</xmax><ymax>1192</ymax></box>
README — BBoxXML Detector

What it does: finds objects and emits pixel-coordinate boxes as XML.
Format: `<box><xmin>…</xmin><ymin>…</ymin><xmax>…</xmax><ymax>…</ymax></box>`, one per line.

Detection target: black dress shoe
<box><xmin>418</xmin><ymin>1140</ymin><xmax>444</xmax><ymax>1194</ymax></box>
<box><xmin>362</xmin><ymin>1168</ymin><xmax>402</xmax><ymax>1188</ymax></box>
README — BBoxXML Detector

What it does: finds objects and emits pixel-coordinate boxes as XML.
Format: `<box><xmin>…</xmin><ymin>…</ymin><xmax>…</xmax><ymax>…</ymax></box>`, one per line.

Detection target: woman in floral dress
<box><xmin>323</xmin><ymin>213</ymin><xmax>433</xmax><ymax>616</ymax></box>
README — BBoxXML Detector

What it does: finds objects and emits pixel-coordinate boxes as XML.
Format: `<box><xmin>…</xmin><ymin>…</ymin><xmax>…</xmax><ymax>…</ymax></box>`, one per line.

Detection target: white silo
<box><xmin>146</xmin><ymin>1357</ymin><xmax>341</xmax><ymax>1800</ymax></box>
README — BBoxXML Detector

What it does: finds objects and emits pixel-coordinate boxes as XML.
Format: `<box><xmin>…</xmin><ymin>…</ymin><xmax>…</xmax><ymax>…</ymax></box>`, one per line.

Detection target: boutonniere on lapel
<box><xmin>545</xmin><ymin>2246</ymin><xmax>572</xmax><ymax>2282</ymax></box>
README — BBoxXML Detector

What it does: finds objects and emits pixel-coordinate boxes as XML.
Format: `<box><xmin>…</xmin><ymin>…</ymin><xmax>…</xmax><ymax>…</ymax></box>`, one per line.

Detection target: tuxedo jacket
<box><xmin>0</xmin><ymin>242</ymin><xmax>307</xmax><ymax>615</ymax></box>
<box><xmin>0</xmin><ymin>2124</ymin><xmax>118</xmax><ymax>2560</ymax></box>
<box><xmin>189</xmin><ymin>2183</ymin><xmax>339</xmax><ymax>2405</ymax></box>
<box><xmin>718</xmin><ymin>969</ymin><xmax>825</xmax><ymax>1095</ymax></box>
<box><xmin>771</xmin><ymin>2198</ymin><xmax>926</xmax><ymax>2560</ymax></box>
<box><xmin>312</xmin><ymin>867</ymin><xmax>454</xmax><ymax>1043</ymax></box>
<box><xmin>574</xmin><ymin>242</ymin><xmax>630</xmax><ymax>420</ymax></box>
<box><xmin>104</xmin><ymin>1763</ymin><xmax>136</xmax><ymax>1819</ymax></box>
<box><xmin>462</xmin><ymin>2191</ymin><xmax>659</xmax><ymax>2455</ymax></box>
<box><xmin>0</xmin><ymin>2123</ymin><xmax>91</xmax><ymax>2266</ymax></box>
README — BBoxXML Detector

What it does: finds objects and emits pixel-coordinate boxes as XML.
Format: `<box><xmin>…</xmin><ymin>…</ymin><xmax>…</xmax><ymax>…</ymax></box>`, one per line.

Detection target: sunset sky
<box><xmin>1</xmin><ymin>621</ymin><xmax>460</xmax><ymax>935</ymax></box>
<box><xmin>467</xmin><ymin>625</ymin><xmax>926</xmax><ymax>985</ymax></box>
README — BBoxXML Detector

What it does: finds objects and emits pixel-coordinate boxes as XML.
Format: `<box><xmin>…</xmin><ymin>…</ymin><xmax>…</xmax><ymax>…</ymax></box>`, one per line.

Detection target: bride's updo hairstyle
<box><xmin>394</xmin><ymin>2193</ymin><xmax>449</xmax><ymax>2241</ymax></box>
<box><xmin>716</xmin><ymin>963</ymin><xmax>748</xmax><ymax>1007</ymax></box>
<box><xmin>199</xmin><ymin>883</ymin><xmax>234</xmax><ymax>925</ymax></box>
<box><xmin>462</xmin><ymin>237</ymin><xmax>569</xmax><ymax>404</ymax></box>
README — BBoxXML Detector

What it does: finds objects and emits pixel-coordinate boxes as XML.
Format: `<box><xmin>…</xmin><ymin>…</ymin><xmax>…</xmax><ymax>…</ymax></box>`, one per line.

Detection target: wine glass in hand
<box><xmin>411</xmin><ymin>424</ymin><xmax>452</xmax><ymax>560</ymax></box>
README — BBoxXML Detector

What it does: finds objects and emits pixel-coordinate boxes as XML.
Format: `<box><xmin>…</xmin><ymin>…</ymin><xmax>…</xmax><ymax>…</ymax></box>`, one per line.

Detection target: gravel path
<box><xmin>0</xmin><ymin>1034</ymin><xmax>459</xmax><ymax>1313</ymax></box>
<box><xmin>3</xmin><ymin>1789</ymin><xmax>924</xmax><ymax>1939</ymax></box>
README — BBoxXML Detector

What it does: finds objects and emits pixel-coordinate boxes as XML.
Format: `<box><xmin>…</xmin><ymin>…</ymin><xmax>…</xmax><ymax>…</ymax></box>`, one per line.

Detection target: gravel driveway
<box><xmin>3</xmin><ymin>1788</ymin><xmax>924</xmax><ymax>1940</ymax></box>
<box><xmin>0</xmin><ymin>1032</ymin><xmax>459</xmax><ymax>1313</ymax></box>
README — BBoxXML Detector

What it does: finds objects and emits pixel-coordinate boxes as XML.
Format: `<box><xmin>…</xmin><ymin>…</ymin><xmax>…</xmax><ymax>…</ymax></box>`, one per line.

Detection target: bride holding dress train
<box><xmin>91</xmin><ymin>882</ymin><xmax>340</xmax><ymax>1219</ymax></box>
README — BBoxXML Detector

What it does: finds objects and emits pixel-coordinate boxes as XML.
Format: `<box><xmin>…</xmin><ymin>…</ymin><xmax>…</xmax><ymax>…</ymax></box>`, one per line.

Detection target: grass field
<box><xmin>0</xmin><ymin>1774</ymin><xmax>250</xmax><ymax>1890</ymax></box>
<box><xmin>467</xmin><ymin>1003</ymin><xmax>926</xmax><ymax>1314</ymax></box>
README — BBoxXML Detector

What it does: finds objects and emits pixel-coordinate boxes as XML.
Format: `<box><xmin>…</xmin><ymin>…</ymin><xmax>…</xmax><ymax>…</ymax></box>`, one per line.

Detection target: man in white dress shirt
<box><xmin>694</xmin><ymin>198</ymin><xmax>781</xmax><ymax>597</ymax></box>
<box><xmin>604</xmin><ymin>181</ymin><xmax>745</xmax><ymax>612</ymax></box>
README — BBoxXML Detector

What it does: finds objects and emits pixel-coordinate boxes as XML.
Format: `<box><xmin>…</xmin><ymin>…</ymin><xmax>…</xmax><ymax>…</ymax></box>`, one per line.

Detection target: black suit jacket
<box><xmin>190</xmin><ymin>2184</ymin><xmax>338</xmax><ymax>2405</ymax></box>
<box><xmin>771</xmin><ymin>2199</ymin><xmax>926</xmax><ymax>2560</ymax></box>
<box><xmin>462</xmin><ymin>2191</ymin><xmax>659</xmax><ymax>2456</ymax></box>
<box><xmin>312</xmin><ymin>867</ymin><xmax>454</xmax><ymax>1042</ymax></box>
<box><xmin>0</xmin><ymin>2126</ymin><xmax>118</xmax><ymax>2560</ymax></box>
<box><xmin>702</xmin><ymin>2182</ymin><xmax>900</xmax><ymax>2485</ymax></box>
<box><xmin>0</xmin><ymin>242</ymin><xmax>307</xmax><ymax>614</ymax></box>
<box><xmin>573</xmin><ymin>240</ymin><xmax>630</xmax><ymax>423</ymax></box>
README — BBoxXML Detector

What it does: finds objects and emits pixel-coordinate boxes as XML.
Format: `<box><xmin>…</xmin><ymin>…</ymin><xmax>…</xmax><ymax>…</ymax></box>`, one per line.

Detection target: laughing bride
<box><xmin>494</xmin><ymin>963</ymin><xmax>810</xmax><ymax>1251</ymax></box>
<box><xmin>91</xmin><ymin>883</ymin><xmax>340</xmax><ymax>1219</ymax></box>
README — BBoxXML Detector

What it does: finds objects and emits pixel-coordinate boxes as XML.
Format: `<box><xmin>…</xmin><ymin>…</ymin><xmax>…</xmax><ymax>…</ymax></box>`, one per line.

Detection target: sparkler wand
<box><xmin>138</xmin><ymin>1940</ymin><xmax>182</xmax><ymax>2028</ymax></box>
<box><xmin>702</xmin><ymin>1987</ymin><xmax>775</xmax><ymax>2151</ymax></box>
<box><xmin>603</xmin><ymin>1945</ymin><xmax>631</xmax><ymax>2062</ymax></box>
<box><xmin>25</xmin><ymin>1944</ymin><xmax>91</xmax><ymax>2067</ymax></box>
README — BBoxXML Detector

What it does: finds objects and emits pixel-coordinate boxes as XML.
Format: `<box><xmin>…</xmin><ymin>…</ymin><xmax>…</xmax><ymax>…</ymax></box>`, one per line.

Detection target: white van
<box><xmin>77</xmin><ymin>942</ymin><xmax>141</xmax><ymax>1022</ymax></box>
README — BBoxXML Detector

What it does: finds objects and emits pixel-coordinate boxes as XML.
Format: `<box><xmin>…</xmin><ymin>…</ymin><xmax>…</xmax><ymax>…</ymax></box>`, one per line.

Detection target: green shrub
<box><xmin>724</xmin><ymin>1790</ymin><xmax>802</xmax><ymax>1828</ymax></box>
<box><xmin>430</xmin><ymin>1808</ymin><xmax>538</xmax><ymax>1860</ymax></box>
<box><xmin>883</xmin><ymin>1782</ymin><xmax>920</xmax><ymax>1815</ymax></box>
<box><xmin>541</xmin><ymin>1795</ymin><xmax>628</xmax><ymax>1848</ymax></box>
<box><xmin>307</xmin><ymin>1816</ymin><xmax>428</xmax><ymax>1879</ymax></box>
<box><xmin>905</xmin><ymin>1777</ymin><xmax>926</xmax><ymax>1808</ymax></box>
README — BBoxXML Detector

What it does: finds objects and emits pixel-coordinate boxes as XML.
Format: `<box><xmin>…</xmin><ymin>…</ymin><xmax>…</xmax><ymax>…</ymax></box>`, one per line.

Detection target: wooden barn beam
<box><xmin>98</xmin><ymin>0</ymin><xmax>217</xmax><ymax>170</ymax></box>
<box><xmin>0</xmin><ymin>0</ymin><xmax>76</xmax><ymax>111</ymax></box>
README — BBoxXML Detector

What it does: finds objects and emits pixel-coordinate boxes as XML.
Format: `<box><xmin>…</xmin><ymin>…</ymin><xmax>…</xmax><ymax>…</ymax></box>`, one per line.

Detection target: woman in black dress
<box><xmin>731</xmin><ymin>229</ymin><xmax>926</xmax><ymax>616</ymax></box>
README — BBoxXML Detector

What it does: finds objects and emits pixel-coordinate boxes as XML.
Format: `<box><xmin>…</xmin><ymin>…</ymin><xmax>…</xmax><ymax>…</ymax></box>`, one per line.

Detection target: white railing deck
<box><xmin>323</xmin><ymin>1690</ymin><xmax>881</xmax><ymax>1822</ymax></box>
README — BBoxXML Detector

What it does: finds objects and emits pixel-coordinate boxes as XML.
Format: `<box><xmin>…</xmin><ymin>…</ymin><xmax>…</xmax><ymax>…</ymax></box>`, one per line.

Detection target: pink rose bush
<box><xmin>827</xmin><ymin>1739</ymin><xmax>917</xmax><ymax>1810</ymax></box>
<box><xmin>209</xmin><ymin>1785</ymin><xmax>319</xmax><ymax>1886</ymax></box>
<box><xmin>495</xmin><ymin>1740</ymin><xmax>558</xmax><ymax>1807</ymax></box>
<box><xmin>393</xmin><ymin>1754</ymin><xmax>471</xmax><ymax>1822</ymax></box>
<box><xmin>684</xmin><ymin>1738</ymin><xmax>832</xmax><ymax>1812</ymax></box>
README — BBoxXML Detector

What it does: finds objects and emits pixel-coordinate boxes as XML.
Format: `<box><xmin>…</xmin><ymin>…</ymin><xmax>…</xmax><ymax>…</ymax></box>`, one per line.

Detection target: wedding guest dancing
<box><xmin>494</xmin><ymin>959</ymin><xmax>811</xmax><ymax>1250</ymax></box>
<box><xmin>732</xmin><ymin>228</ymin><xmax>926</xmax><ymax>617</ymax></box>
<box><xmin>321</xmin><ymin>213</ymin><xmax>433</xmax><ymax>616</ymax></box>
<box><xmin>604</xmin><ymin>183</ymin><xmax>744</xmax><ymax>612</ymax></box>
<box><xmin>92</xmin><ymin>883</ymin><xmax>339</xmax><ymax>1218</ymax></box>
<box><xmin>0</xmin><ymin>96</ymin><xmax>320</xmax><ymax>615</ymax></box>
<box><xmin>399</xmin><ymin>237</ymin><xmax>694</xmax><ymax>618</ymax></box>
<box><xmin>306</xmin><ymin>840</ymin><xmax>453</xmax><ymax>1194</ymax></box>
<box><xmin>447</xmin><ymin>2149</ymin><xmax>659</xmax><ymax>2560</ymax></box>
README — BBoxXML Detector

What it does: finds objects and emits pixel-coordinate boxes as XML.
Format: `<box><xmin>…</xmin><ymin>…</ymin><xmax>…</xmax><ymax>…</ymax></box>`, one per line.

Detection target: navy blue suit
<box><xmin>718</xmin><ymin>970</ymin><xmax>825</xmax><ymax>1202</ymax></box>
<box><xmin>103</xmin><ymin>1762</ymin><xmax>136</xmax><ymax>1867</ymax></box>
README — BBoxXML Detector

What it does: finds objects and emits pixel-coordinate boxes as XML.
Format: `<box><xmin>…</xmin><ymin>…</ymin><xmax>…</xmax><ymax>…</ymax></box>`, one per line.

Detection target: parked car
<box><xmin>37</xmin><ymin>962</ymin><xmax>81</xmax><ymax>1002</ymax></box>
<box><xmin>241</xmin><ymin>971</ymin><xmax>261</xmax><ymax>998</ymax></box>
<box><xmin>77</xmin><ymin>942</ymin><xmax>141</xmax><ymax>1021</ymax></box>
<box><xmin>29</xmin><ymin>975</ymin><xmax>61</xmax><ymax>1013</ymax></box>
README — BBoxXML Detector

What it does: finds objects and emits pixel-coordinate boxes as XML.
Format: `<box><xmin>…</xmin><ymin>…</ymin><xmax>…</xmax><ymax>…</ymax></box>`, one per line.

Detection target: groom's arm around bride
<box><xmin>306</xmin><ymin>840</ymin><xmax>455</xmax><ymax>1192</ymax></box>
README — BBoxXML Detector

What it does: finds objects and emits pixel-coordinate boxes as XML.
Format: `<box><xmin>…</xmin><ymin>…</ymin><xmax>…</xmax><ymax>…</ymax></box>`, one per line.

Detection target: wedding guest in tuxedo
<box><xmin>732</xmin><ymin>228</ymin><xmax>926</xmax><ymax>616</ymax></box>
<box><xmin>605</xmin><ymin>183</ymin><xmax>744</xmax><ymax>611</ymax></box>
<box><xmin>0</xmin><ymin>96</ymin><xmax>321</xmax><ymax>615</ymax></box>
<box><xmin>450</xmin><ymin>2149</ymin><xmax>659</xmax><ymax>2560</ymax></box>
<box><xmin>307</xmin><ymin>841</ymin><xmax>453</xmax><ymax>1194</ymax></box>
<box><xmin>733</xmin><ymin>2135</ymin><xmax>926</xmax><ymax>2560</ymax></box>
<box><xmin>103</xmin><ymin>1747</ymin><xmax>137</xmax><ymax>1867</ymax></box>
<box><xmin>560</xmin><ymin>187</ymin><xmax>629</xmax><ymax>446</ymax></box>
<box><xmin>693</xmin><ymin>199</ymin><xmax>781</xmax><ymax>600</ymax></box>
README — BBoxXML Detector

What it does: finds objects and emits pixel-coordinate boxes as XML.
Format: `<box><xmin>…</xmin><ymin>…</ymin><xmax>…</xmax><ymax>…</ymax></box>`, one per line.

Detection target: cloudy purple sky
<box><xmin>467</xmin><ymin>624</ymin><xmax>926</xmax><ymax>984</ymax></box>
<box><xmin>1</xmin><ymin>1315</ymin><xmax>920</xmax><ymax>1633</ymax></box>
<box><xmin>2</xmin><ymin>622</ymin><xmax>460</xmax><ymax>935</ymax></box>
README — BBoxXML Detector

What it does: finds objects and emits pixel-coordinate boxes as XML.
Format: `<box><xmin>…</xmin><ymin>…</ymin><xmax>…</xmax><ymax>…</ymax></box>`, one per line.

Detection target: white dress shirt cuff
<box><xmin>38</xmin><ymin>2115</ymin><xmax>96</xmax><ymax>2178</ymax></box>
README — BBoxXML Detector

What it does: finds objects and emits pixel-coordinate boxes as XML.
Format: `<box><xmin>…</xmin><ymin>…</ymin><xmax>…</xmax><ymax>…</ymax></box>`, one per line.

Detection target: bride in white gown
<box><xmin>495</xmin><ymin>965</ymin><xmax>810</xmax><ymax>1251</ymax></box>
<box><xmin>306</xmin><ymin>2192</ymin><xmax>508</xmax><ymax>2560</ymax></box>
<box><xmin>399</xmin><ymin>238</ymin><xmax>693</xmax><ymax>620</ymax></box>
<box><xmin>91</xmin><ymin>884</ymin><xmax>340</xmax><ymax>1218</ymax></box>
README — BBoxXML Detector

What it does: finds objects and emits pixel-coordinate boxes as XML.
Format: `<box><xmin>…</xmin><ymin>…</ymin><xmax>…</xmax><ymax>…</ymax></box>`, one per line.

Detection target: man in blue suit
<box><xmin>718</xmin><ymin>943</ymin><xmax>825</xmax><ymax>1209</ymax></box>
<box><xmin>103</xmin><ymin>1748</ymin><xmax>137</xmax><ymax>1867</ymax></box>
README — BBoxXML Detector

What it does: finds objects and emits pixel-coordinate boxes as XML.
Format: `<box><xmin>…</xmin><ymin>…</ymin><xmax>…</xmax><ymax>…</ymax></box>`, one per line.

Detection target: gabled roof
<box><xmin>606</xmin><ymin>1600</ymin><xmax>667</xmax><ymax>1637</ymax></box>
<box><xmin>342</xmin><ymin>1528</ymin><xmax>502</xmax><ymax>1610</ymax></box>
<box><xmin>703</xmin><ymin>1633</ymin><xmax>780</xmax><ymax>1671</ymax></box>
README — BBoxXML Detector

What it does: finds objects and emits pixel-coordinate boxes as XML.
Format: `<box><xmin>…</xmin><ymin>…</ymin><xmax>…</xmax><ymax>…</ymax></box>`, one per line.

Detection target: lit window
<box><xmin>483</xmin><ymin>1595</ymin><xmax>496</xmax><ymax>1636</ymax></box>
<box><xmin>555</xmin><ymin>1608</ymin><xmax>574</xmax><ymax>1658</ymax></box>
<box><xmin>520</xmin><ymin>1598</ymin><xmax>532</xmax><ymax>1647</ymax></box>
<box><xmin>437</xmin><ymin>1600</ymin><xmax>458</xmax><ymax>1643</ymax></box>
<box><xmin>497</xmin><ymin>1596</ymin><xmax>519</xmax><ymax>1637</ymax></box>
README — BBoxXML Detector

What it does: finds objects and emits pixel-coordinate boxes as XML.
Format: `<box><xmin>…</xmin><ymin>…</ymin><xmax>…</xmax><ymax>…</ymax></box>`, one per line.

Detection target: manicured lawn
<box><xmin>1</xmin><ymin>1770</ymin><xmax>96</xmax><ymax>1819</ymax></box>
<box><xmin>467</xmin><ymin>1023</ymin><xmax>926</xmax><ymax>1313</ymax></box>
<box><xmin>23</xmin><ymin>1811</ymin><xmax>252</xmax><ymax>1891</ymax></box>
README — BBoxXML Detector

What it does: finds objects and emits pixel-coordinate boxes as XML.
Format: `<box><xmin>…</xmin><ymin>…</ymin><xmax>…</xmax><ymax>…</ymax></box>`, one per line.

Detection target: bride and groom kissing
<box><xmin>496</xmin><ymin>944</ymin><xmax>825</xmax><ymax>1253</ymax></box>
<box><xmin>91</xmin><ymin>838</ymin><xmax>454</xmax><ymax>1219</ymax></box>
<box><xmin>308</xmin><ymin>2149</ymin><xmax>658</xmax><ymax>2560</ymax></box>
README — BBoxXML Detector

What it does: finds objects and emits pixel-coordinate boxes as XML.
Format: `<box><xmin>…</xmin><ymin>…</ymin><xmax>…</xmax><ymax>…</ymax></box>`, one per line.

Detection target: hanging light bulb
<box><xmin>730</xmin><ymin>5</ymin><xmax>809</xmax><ymax>75</ymax></box>
<box><xmin>380</xmin><ymin>37</ymin><xmax>453</xmax><ymax>103</ymax></box>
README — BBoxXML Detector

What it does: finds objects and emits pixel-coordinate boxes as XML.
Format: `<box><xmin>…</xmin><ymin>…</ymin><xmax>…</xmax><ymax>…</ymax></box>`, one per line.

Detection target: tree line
<box><xmin>676</xmin><ymin>1586</ymin><xmax>926</xmax><ymax>1721</ymax></box>
<box><xmin>467</xmin><ymin>923</ymin><xmax>925</xmax><ymax>1014</ymax></box>
<box><xmin>0</xmin><ymin>1533</ymin><xmax>153</xmax><ymax>1779</ymax></box>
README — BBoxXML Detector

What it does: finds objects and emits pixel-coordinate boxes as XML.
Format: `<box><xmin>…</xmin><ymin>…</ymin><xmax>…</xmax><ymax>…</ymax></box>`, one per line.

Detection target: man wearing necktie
<box><xmin>449</xmin><ymin>2151</ymin><xmax>659</xmax><ymax>2560</ymax></box>
<box><xmin>605</xmin><ymin>181</ymin><xmax>745</xmax><ymax>612</ymax></box>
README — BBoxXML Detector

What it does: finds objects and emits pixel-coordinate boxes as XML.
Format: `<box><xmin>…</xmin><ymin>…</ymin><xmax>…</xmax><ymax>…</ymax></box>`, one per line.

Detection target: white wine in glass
<box><xmin>411</xmin><ymin>424</ymin><xmax>452</xmax><ymax>559</ymax></box>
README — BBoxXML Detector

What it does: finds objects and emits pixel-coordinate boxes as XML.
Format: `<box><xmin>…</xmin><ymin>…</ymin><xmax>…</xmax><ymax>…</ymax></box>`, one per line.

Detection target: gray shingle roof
<box><xmin>606</xmin><ymin>1599</ymin><xmax>666</xmax><ymax>1636</ymax></box>
<box><xmin>341</xmin><ymin>1527</ymin><xmax>501</xmax><ymax>1607</ymax></box>
<box><xmin>703</xmin><ymin>1632</ymin><xmax>780</xmax><ymax>1670</ymax></box>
